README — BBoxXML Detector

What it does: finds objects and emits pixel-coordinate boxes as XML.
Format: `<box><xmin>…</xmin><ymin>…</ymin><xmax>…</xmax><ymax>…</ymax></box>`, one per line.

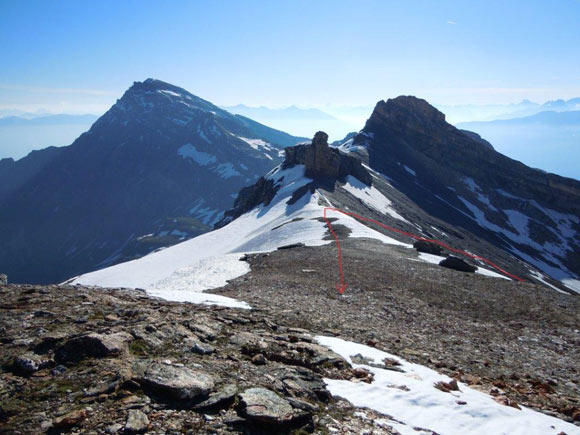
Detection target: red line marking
<box><xmin>322</xmin><ymin>207</ymin><xmax>525</xmax><ymax>294</ymax></box>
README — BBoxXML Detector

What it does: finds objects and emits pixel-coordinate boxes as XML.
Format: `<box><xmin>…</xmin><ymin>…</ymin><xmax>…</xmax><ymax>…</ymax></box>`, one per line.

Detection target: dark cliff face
<box><xmin>360</xmin><ymin>96</ymin><xmax>580</xmax><ymax>215</ymax></box>
<box><xmin>355</xmin><ymin>96</ymin><xmax>580</xmax><ymax>282</ymax></box>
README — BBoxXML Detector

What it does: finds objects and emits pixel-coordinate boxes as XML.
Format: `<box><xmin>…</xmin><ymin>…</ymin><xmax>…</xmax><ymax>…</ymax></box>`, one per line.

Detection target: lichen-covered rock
<box><xmin>12</xmin><ymin>353</ymin><xmax>51</xmax><ymax>375</ymax></box>
<box><xmin>237</xmin><ymin>387</ymin><xmax>295</xmax><ymax>424</ymax></box>
<box><xmin>52</xmin><ymin>409</ymin><xmax>90</xmax><ymax>429</ymax></box>
<box><xmin>55</xmin><ymin>332</ymin><xmax>134</xmax><ymax>363</ymax></box>
<box><xmin>133</xmin><ymin>361</ymin><xmax>215</xmax><ymax>400</ymax></box>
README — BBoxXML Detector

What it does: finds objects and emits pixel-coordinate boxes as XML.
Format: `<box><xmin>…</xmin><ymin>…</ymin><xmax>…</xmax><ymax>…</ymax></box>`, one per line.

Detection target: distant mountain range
<box><xmin>0</xmin><ymin>79</ymin><xmax>305</xmax><ymax>284</ymax></box>
<box><xmin>223</xmin><ymin>104</ymin><xmax>336</xmax><ymax>120</ymax></box>
<box><xmin>458</xmin><ymin>110</ymin><xmax>580</xmax><ymax>179</ymax></box>
<box><xmin>0</xmin><ymin>114</ymin><xmax>99</xmax><ymax>126</ymax></box>
<box><xmin>0</xmin><ymin>114</ymin><xmax>100</xmax><ymax>160</ymax></box>
<box><xmin>223</xmin><ymin>104</ymin><xmax>360</xmax><ymax>140</ymax></box>
<box><xmin>440</xmin><ymin>97</ymin><xmax>580</xmax><ymax>124</ymax></box>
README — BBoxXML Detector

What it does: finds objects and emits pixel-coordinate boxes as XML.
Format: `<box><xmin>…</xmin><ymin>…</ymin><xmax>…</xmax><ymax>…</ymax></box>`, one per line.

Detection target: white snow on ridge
<box><xmin>341</xmin><ymin>176</ymin><xmax>408</xmax><ymax>223</ymax></box>
<box><xmin>562</xmin><ymin>278</ymin><xmax>580</xmax><ymax>294</ymax></box>
<box><xmin>71</xmin><ymin>165</ymin><xmax>409</xmax><ymax>307</ymax></box>
<box><xmin>316</xmin><ymin>336</ymin><xmax>579</xmax><ymax>435</ymax></box>
<box><xmin>457</xmin><ymin>194</ymin><xmax>579</xmax><ymax>287</ymax></box>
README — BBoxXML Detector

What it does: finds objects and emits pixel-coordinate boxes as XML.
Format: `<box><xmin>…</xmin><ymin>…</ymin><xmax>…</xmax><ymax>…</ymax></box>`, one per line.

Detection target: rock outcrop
<box><xmin>284</xmin><ymin>131</ymin><xmax>372</xmax><ymax>185</ymax></box>
<box><xmin>216</xmin><ymin>131</ymin><xmax>372</xmax><ymax>227</ymax></box>
<box><xmin>439</xmin><ymin>256</ymin><xmax>477</xmax><ymax>273</ymax></box>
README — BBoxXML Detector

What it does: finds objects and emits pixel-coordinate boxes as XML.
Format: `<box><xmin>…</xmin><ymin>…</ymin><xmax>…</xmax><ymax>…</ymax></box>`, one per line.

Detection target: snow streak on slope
<box><xmin>71</xmin><ymin>165</ymin><xmax>408</xmax><ymax>306</ymax></box>
<box><xmin>316</xmin><ymin>336</ymin><xmax>580</xmax><ymax>435</ymax></box>
<box><xmin>341</xmin><ymin>176</ymin><xmax>409</xmax><ymax>223</ymax></box>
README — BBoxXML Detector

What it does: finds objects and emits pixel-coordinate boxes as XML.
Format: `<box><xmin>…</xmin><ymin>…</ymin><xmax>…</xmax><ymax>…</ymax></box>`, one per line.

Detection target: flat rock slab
<box><xmin>125</xmin><ymin>409</ymin><xmax>149</xmax><ymax>433</ymax></box>
<box><xmin>133</xmin><ymin>361</ymin><xmax>215</xmax><ymax>400</ymax></box>
<box><xmin>55</xmin><ymin>332</ymin><xmax>133</xmax><ymax>363</ymax></box>
<box><xmin>238</xmin><ymin>387</ymin><xmax>295</xmax><ymax>424</ymax></box>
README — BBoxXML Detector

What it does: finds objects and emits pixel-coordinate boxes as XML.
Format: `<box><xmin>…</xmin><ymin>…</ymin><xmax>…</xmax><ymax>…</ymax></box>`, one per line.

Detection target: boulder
<box><xmin>0</xmin><ymin>274</ymin><xmax>7</xmax><ymax>285</ymax></box>
<box><xmin>13</xmin><ymin>353</ymin><xmax>51</xmax><ymax>375</ymax></box>
<box><xmin>439</xmin><ymin>256</ymin><xmax>476</xmax><ymax>273</ymax></box>
<box><xmin>55</xmin><ymin>332</ymin><xmax>133</xmax><ymax>363</ymax></box>
<box><xmin>125</xmin><ymin>409</ymin><xmax>149</xmax><ymax>433</ymax></box>
<box><xmin>414</xmin><ymin>240</ymin><xmax>444</xmax><ymax>256</ymax></box>
<box><xmin>52</xmin><ymin>409</ymin><xmax>90</xmax><ymax>429</ymax></box>
<box><xmin>237</xmin><ymin>387</ymin><xmax>295</xmax><ymax>424</ymax></box>
<box><xmin>133</xmin><ymin>361</ymin><xmax>215</xmax><ymax>401</ymax></box>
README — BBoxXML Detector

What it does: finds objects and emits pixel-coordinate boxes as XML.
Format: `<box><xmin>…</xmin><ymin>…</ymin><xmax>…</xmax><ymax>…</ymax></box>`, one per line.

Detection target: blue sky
<box><xmin>1</xmin><ymin>0</ymin><xmax>580</xmax><ymax>114</ymax></box>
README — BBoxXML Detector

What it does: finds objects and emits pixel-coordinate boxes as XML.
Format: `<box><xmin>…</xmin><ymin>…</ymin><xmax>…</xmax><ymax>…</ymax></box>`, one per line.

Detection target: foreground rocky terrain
<box><xmin>1</xmin><ymin>234</ymin><xmax>580</xmax><ymax>434</ymax></box>
<box><xmin>0</xmin><ymin>282</ymin><xmax>402</xmax><ymax>434</ymax></box>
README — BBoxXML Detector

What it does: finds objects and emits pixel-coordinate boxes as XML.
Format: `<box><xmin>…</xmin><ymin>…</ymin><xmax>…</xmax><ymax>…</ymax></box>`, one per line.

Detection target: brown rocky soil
<box><xmin>0</xmin><ymin>282</ymin><xmax>395</xmax><ymax>434</ymax></box>
<box><xmin>215</xmin><ymin>238</ymin><xmax>580</xmax><ymax>425</ymax></box>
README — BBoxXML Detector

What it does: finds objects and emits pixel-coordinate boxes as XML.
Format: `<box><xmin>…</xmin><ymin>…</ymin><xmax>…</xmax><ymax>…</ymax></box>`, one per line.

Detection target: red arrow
<box><xmin>323</xmin><ymin>207</ymin><xmax>348</xmax><ymax>293</ymax></box>
<box><xmin>322</xmin><ymin>206</ymin><xmax>524</xmax><ymax>294</ymax></box>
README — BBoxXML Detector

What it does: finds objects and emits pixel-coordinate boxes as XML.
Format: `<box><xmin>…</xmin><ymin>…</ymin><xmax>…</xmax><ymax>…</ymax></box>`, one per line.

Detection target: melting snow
<box><xmin>178</xmin><ymin>144</ymin><xmax>217</xmax><ymax>166</ymax></box>
<box><xmin>215</xmin><ymin>162</ymin><xmax>242</xmax><ymax>179</ymax></box>
<box><xmin>316</xmin><ymin>336</ymin><xmax>579</xmax><ymax>435</ymax></box>
<box><xmin>237</xmin><ymin>136</ymin><xmax>274</xmax><ymax>151</ymax></box>
<box><xmin>414</xmin><ymin>253</ymin><xmax>510</xmax><ymax>280</ymax></box>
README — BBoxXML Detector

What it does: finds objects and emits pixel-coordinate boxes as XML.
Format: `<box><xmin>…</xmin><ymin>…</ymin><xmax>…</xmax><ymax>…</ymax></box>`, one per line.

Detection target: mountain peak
<box><xmin>370</xmin><ymin>96</ymin><xmax>446</xmax><ymax>127</ymax></box>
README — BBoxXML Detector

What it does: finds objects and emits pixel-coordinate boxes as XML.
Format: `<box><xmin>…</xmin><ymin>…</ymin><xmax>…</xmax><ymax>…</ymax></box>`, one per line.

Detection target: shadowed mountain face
<box><xmin>343</xmin><ymin>96</ymin><xmax>580</xmax><ymax>290</ymax></box>
<box><xmin>0</xmin><ymin>79</ymin><xmax>305</xmax><ymax>284</ymax></box>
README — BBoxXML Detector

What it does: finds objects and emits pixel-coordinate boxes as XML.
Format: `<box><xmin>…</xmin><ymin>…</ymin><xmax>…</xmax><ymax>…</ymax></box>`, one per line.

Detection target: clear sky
<box><xmin>1</xmin><ymin>0</ymin><xmax>580</xmax><ymax>114</ymax></box>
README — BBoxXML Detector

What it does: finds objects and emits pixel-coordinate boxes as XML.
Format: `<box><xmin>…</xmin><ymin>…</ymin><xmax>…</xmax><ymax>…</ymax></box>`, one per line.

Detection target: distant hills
<box><xmin>0</xmin><ymin>114</ymin><xmax>99</xmax><ymax>160</ymax></box>
<box><xmin>458</xmin><ymin>110</ymin><xmax>580</xmax><ymax>179</ymax></box>
<box><xmin>439</xmin><ymin>97</ymin><xmax>580</xmax><ymax>124</ymax></box>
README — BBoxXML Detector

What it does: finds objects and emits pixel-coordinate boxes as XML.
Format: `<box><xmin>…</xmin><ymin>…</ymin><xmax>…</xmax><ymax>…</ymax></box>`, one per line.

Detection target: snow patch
<box><xmin>403</xmin><ymin>165</ymin><xmax>416</xmax><ymax>176</ymax></box>
<box><xmin>71</xmin><ymin>165</ymin><xmax>412</xmax><ymax>307</ymax></box>
<box><xmin>316</xmin><ymin>336</ymin><xmax>579</xmax><ymax>435</ymax></box>
<box><xmin>178</xmin><ymin>144</ymin><xmax>217</xmax><ymax>166</ymax></box>
<box><xmin>341</xmin><ymin>176</ymin><xmax>408</xmax><ymax>223</ymax></box>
